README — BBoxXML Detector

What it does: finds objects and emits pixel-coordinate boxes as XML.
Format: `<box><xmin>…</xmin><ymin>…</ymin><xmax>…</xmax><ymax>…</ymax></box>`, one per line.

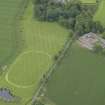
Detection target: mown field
<box><xmin>0</xmin><ymin>1</ymin><xmax>68</xmax><ymax>105</ymax></box>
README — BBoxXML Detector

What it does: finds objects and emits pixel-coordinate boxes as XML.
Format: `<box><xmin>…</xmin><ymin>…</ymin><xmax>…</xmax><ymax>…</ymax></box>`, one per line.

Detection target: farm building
<box><xmin>78</xmin><ymin>32</ymin><xmax>105</xmax><ymax>50</ymax></box>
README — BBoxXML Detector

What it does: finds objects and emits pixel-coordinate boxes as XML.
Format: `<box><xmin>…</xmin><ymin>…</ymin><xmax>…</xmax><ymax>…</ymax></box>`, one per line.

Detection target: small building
<box><xmin>78</xmin><ymin>32</ymin><xmax>105</xmax><ymax>50</ymax></box>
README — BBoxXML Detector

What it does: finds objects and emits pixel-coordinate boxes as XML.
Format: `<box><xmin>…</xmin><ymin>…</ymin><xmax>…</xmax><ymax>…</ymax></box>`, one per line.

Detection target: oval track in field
<box><xmin>5</xmin><ymin>50</ymin><xmax>51</xmax><ymax>88</ymax></box>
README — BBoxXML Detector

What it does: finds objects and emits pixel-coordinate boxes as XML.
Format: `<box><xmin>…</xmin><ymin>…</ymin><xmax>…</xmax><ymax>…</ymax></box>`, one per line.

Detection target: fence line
<box><xmin>30</xmin><ymin>35</ymin><xmax>77</xmax><ymax>105</ymax></box>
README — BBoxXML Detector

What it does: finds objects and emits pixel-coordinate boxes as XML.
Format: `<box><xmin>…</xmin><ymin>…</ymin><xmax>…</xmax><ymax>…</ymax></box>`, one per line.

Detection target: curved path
<box><xmin>5</xmin><ymin>50</ymin><xmax>51</xmax><ymax>88</ymax></box>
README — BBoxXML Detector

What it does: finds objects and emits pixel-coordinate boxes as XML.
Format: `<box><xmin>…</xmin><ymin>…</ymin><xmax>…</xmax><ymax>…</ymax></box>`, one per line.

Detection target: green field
<box><xmin>46</xmin><ymin>43</ymin><xmax>105</xmax><ymax>105</ymax></box>
<box><xmin>0</xmin><ymin>0</ymin><xmax>105</xmax><ymax>105</ymax></box>
<box><xmin>0</xmin><ymin>1</ymin><xmax>68</xmax><ymax>105</ymax></box>
<box><xmin>94</xmin><ymin>0</ymin><xmax>105</xmax><ymax>26</ymax></box>
<box><xmin>0</xmin><ymin>0</ymin><xmax>23</xmax><ymax>67</ymax></box>
<box><xmin>80</xmin><ymin>0</ymin><xmax>96</xmax><ymax>3</ymax></box>
<box><xmin>45</xmin><ymin>1</ymin><xmax>105</xmax><ymax>105</ymax></box>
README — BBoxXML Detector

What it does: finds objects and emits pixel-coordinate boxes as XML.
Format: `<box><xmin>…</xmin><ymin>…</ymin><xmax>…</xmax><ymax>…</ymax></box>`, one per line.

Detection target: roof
<box><xmin>78</xmin><ymin>32</ymin><xmax>105</xmax><ymax>50</ymax></box>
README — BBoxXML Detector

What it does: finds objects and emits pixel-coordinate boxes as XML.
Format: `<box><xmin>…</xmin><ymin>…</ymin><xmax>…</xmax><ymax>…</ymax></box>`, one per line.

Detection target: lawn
<box><xmin>46</xmin><ymin>43</ymin><xmax>105</xmax><ymax>105</ymax></box>
<box><xmin>0</xmin><ymin>1</ymin><xmax>68</xmax><ymax>105</ymax></box>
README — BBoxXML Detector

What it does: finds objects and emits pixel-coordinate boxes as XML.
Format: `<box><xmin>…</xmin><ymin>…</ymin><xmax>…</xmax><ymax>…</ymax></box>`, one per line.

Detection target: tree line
<box><xmin>33</xmin><ymin>0</ymin><xmax>105</xmax><ymax>36</ymax></box>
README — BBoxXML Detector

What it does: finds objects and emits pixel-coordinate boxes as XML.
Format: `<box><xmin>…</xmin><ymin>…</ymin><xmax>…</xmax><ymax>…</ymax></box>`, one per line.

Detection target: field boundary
<box><xmin>29</xmin><ymin>34</ymin><xmax>77</xmax><ymax>105</ymax></box>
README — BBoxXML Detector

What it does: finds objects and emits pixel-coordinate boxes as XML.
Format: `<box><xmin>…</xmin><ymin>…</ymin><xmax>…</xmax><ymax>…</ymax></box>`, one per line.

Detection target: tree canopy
<box><xmin>34</xmin><ymin>0</ymin><xmax>105</xmax><ymax>36</ymax></box>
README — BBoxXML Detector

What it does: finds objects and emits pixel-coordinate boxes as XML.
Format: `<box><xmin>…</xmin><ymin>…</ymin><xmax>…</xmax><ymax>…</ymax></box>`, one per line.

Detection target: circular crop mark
<box><xmin>5</xmin><ymin>50</ymin><xmax>51</xmax><ymax>88</ymax></box>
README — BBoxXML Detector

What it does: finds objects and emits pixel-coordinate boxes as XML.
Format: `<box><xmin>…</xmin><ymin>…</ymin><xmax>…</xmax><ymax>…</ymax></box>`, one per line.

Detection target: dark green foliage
<box><xmin>58</xmin><ymin>17</ymin><xmax>75</xmax><ymax>29</ymax></box>
<box><xmin>34</xmin><ymin>0</ymin><xmax>105</xmax><ymax>36</ymax></box>
<box><xmin>46</xmin><ymin>7</ymin><xmax>62</xmax><ymax>21</ymax></box>
<box><xmin>34</xmin><ymin>0</ymin><xmax>82</xmax><ymax>21</ymax></box>
<box><xmin>93</xmin><ymin>41</ymin><xmax>105</xmax><ymax>56</ymax></box>
<box><xmin>93</xmin><ymin>42</ymin><xmax>103</xmax><ymax>53</ymax></box>
<box><xmin>92</xmin><ymin>21</ymin><xmax>105</xmax><ymax>33</ymax></box>
<box><xmin>101</xmin><ymin>32</ymin><xmax>105</xmax><ymax>39</ymax></box>
<box><xmin>74</xmin><ymin>13</ymin><xmax>92</xmax><ymax>35</ymax></box>
<box><xmin>102</xmin><ymin>48</ymin><xmax>105</xmax><ymax>55</ymax></box>
<box><xmin>68</xmin><ymin>30</ymin><xmax>74</xmax><ymax>38</ymax></box>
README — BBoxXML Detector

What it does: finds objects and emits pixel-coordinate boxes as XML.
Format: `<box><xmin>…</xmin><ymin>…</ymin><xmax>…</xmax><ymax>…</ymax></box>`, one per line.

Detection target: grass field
<box><xmin>94</xmin><ymin>0</ymin><xmax>105</xmax><ymax>26</ymax></box>
<box><xmin>46</xmin><ymin>43</ymin><xmax>105</xmax><ymax>105</ymax></box>
<box><xmin>80</xmin><ymin>0</ymin><xmax>96</xmax><ymax>3</ymax></box>
<box><xmin>6</xmin><ymin>51</ymin><xmax>51</xmax><ymax>87</ymax></box>
<box><xmin>0</xmin><ymin>0</ymin><xmax>24</xmax><ymax>67</ymax></box>
<box><xmin>0</xmin><ymin>1</ymin><xmax>68</xmax><ymax>105</ymax></box>
<box><xmin>45</xmin><ymin>1</ymin><xmax>105</xmax><ymax>105</ymax></box>
<box><xmin>0</xmin><ymin>0</ymin><xmax>104</xmax><ymax>105</ymax></box>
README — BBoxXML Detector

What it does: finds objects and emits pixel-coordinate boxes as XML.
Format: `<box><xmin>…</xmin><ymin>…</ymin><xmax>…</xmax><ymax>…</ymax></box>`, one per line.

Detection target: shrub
<box><xmin>93</xmin><ymin>42</ymin><xmax>103</xmax><ymax>53</ymax></box>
